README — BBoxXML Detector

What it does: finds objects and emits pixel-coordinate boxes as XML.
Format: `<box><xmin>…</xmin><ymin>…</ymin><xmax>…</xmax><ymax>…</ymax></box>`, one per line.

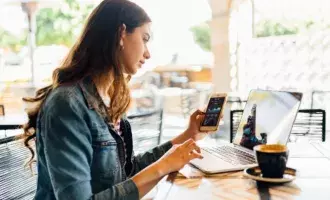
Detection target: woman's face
<box><xmin>120</xmin><ymin>23</ymin><xmax>151</xmax><ymax>75</ymax></box>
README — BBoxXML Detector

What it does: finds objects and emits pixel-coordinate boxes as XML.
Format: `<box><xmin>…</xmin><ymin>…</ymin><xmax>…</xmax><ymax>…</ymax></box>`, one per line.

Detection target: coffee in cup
<box><xmin>253</xmin><ymin>144</ymin><xmax>289</xmax><ymax>178</ymax></box>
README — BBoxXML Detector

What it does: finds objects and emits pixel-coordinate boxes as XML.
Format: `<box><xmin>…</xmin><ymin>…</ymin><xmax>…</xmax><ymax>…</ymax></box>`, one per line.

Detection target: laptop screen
<box><xmin>233</xmin><ymin>90</ymin><xmax>303</xmax><ymax>150</ymax></box>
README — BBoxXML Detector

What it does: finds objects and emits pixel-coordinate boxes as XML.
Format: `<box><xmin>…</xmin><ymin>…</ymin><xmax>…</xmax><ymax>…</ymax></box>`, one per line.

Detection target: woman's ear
<box><xmin>119</xmin><ymin>24</ymin><xmax>127</xmax><ymax>48</ymax></box>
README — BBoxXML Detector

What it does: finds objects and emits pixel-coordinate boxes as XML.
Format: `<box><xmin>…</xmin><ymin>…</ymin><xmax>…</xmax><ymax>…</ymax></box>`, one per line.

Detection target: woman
<box><xmin>23</xmin><ymin>0</ymin><xmax>208</xmax><ymax>199</ymax></box>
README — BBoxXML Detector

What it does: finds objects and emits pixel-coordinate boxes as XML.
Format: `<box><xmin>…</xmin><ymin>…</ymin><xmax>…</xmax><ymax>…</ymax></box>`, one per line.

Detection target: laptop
<box><xmin>190</xmin><ymin>89</ymin><xmax>303</xmax><ymax>174</ymax></box>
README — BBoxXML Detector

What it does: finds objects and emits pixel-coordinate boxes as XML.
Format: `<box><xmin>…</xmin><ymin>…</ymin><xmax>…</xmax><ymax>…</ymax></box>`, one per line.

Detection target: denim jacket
<box><xmin>34</xmin><ymin>77</ymin><xmax>172</xmax><ymax>200</ymax></box>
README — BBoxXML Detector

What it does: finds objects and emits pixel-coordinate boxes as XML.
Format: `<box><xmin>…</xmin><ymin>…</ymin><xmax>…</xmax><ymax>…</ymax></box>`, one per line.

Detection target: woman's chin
<box><xmin>124</xmin><ymin>65</ymin><xmax>141</xmax><ymax>75</ymax></box>
<box><xmin>123</xmin><ymin>68</ymin><xmax>137</xmax><ymax>76</ymax></box>
<box><xmin>128</xmin><ymin>69</ymin><xmax>138</xmax><ymax>76</ymax></box>
<box><xmin>133</xmin><ymin>65</ymin><xmax>141</xmax><ymax>74</ymax></box>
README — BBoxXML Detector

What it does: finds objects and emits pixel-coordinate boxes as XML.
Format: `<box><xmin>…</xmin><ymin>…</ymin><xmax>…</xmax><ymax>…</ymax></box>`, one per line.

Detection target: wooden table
<box><xmin>146</xmin><ymin>142</ymin><xmax>330</xmax><ymax>200</ymax></box>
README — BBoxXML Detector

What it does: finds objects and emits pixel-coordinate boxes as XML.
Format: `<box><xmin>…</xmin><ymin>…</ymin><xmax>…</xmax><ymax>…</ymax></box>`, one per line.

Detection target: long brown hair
<box><xmin>22</xmin><ymin>0</ymin><xmax>151</xmax><ymax>168</ymax></box>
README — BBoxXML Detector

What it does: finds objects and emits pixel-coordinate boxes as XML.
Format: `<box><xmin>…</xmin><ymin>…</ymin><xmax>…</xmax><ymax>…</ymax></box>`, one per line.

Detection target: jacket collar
<box><xmin>79</xmin><ymin>76</ymin><xmax>106</xmax><ymax>113</ymax></box>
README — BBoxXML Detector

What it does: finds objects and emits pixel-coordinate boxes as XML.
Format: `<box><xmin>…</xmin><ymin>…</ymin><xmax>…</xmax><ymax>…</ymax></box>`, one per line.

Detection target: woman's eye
<box><xmin>143</xmin><ymin>38</ymin><xmax>149</xmax><ymax>43</ymax></box>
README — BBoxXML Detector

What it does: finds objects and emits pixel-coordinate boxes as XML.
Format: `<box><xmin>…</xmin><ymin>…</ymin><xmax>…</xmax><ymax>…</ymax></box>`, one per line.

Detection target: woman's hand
<box><xmin>157</xmin><ymin>139</ymin><xmax>203</xmax><ymax>175</ymax></box>
<box><xmin>185</xmin><ymin>109</ymin><xmax>209</xmax><ymax>141</ymax></box>
<box><xmin>171</xmin><ymin>109</ymin><xmax>223</xmax><ymax>145</ymax></box>
<box><xmin>171</xmin><ymin>109</ymin><xmax>210</xmax><ymax>145</ymax></box>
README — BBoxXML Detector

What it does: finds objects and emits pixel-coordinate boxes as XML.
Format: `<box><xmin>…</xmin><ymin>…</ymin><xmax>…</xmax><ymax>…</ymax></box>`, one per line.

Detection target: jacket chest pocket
<box><xmin>91</xmin><ymin>127</ymin><xmax>120</xmax><ymax>180</ymax></box>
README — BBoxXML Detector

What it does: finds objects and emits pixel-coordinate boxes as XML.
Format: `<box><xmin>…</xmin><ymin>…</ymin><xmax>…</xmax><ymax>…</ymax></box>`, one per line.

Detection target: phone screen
<box><xmin>202</xmin><ymin>97</ymin><xmax>225</xmax><ymax>126</ymax></box>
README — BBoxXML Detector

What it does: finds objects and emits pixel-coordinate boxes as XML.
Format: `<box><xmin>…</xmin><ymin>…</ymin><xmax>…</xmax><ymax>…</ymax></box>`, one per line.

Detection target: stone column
<box><xmin>207</xmin><ymin>0</ymin><xmax>232</xmax><ymax>93</ymax></box>
<box><xmin>207</xmin><ymin>0</ymin><xmax>253</xmax><ymax>93</ymax></box>
<box><xmin>21</xmin><ymin>1</ymin><xmax>38</xmax><ymax>87</ymax></box>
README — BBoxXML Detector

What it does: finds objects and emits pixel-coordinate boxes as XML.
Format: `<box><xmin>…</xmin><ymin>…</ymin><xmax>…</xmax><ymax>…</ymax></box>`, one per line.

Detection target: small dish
<box><xmin>243</xmin><ymin>166</ymin><xmax>297</xmax><ymax>183</ymax></box>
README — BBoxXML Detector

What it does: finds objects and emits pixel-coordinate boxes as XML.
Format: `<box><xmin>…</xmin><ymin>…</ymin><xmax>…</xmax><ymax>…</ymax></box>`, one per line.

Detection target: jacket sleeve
<box><xmin>41</xmin><ymin>91</ymin><xmax>139</xmax><ymax>200</ymax></box>
<box><xmin>129</xmin><ymin>141</ymin><xmax>172</xmax><ymax>176</ymax></box>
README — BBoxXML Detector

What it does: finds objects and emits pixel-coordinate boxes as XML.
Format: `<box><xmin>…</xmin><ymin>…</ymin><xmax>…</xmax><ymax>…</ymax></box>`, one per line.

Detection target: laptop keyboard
<box><xmin>202</xmin><ymin>146</ymin><xmax>256</xmax><ymax>166</ymax></box>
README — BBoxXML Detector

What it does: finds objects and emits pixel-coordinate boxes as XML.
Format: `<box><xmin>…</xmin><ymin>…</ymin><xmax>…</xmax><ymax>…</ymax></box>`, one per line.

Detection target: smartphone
<box><xmin>200</xmin><ymin>93</ymin><xmax>227</xmax><ymax>132</ymax></box>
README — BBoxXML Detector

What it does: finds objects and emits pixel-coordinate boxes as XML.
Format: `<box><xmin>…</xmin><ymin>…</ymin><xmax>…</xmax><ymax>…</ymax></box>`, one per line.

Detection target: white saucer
<box><xmin>243</xmin><ymin>166</ymin><xmax>296</xmax><ymax>183</ymax></box>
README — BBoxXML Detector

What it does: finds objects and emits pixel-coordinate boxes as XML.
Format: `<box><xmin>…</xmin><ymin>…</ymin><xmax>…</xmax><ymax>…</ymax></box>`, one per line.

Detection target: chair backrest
<box><xmin>230</xmin><ymin>109</ymin><xmax>326</xmax><ymax>143</ymax></box>
<box><xmin>0</xmin><ymin>137</ymin><xmax>36</xmax><ymax>199</ymax></box>
<box><xmin>230</xmin><ymin>109</ymin><xmax>244</xmax><ymax>143</ymax></box>
<box><xmin>291</xmin><ymin>109</ymin><xmax>326</xmax><ymax>142</ymax></box>
<box><xmin>127</xmin><ymin>109</ymin><xmax>163</xmax><ymax>154</ymax></box>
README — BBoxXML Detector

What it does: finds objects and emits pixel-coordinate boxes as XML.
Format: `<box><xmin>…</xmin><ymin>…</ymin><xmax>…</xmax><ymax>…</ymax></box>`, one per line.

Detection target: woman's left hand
<box><xmin>184</xmin><ymin>109</ymin><xmax>209</xmax><ymax>141</ymax></box>
<box><xmin>171</xmin><ymin>109</ymin><xmax>221</xmax><ymax>145</ymax></box>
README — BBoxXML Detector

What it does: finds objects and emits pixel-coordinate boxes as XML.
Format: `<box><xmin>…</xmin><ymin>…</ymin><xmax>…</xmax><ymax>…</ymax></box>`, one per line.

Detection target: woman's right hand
<box><xmin>157</xmin><ymin>139</ymin><xmax>203</xmax><ymax>175</ymax></box>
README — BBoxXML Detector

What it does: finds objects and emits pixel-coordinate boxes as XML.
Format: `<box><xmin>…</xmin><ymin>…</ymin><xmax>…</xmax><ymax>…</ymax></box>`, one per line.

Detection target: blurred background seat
<box><xmin>0</xmin><ymin>135</ymin><xmax>37</xmax><ymax>200</ymax></box>
<box><xmin>290</xmin><ymin>109</ymin><xmax>326</xmax><ymax>142</ymax></box>
<box><xmin>127</xmin><ymin>109</ymin><xmax>164</xmax><ymax>154</ymax></box>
